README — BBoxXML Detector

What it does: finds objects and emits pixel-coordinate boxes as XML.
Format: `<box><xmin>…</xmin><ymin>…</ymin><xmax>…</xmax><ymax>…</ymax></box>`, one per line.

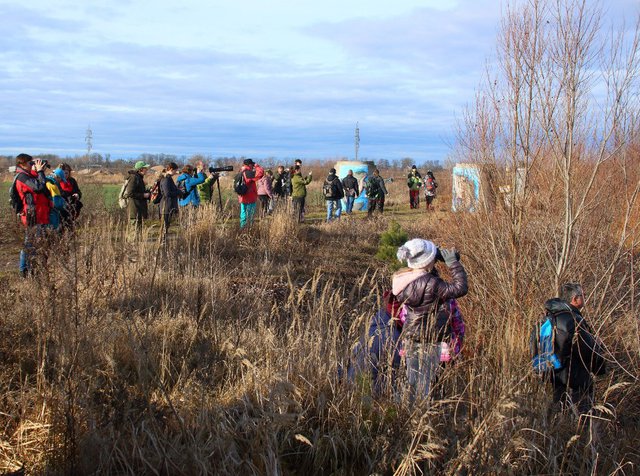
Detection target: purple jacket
<box><xmin>393</xmin><ymin>262</ymin><xmax>468</xmax><ymax>342</ymax></box>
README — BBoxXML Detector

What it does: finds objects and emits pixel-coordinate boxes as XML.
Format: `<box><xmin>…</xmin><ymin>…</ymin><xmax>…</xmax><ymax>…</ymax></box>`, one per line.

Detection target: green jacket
<box><xmin>407</xmin><ymin>174</ymin><xmax>422</xmax><ymax>191</ymax></box>
<box><xmin>197</xmin><ymin>177</ymin><xmax>215</xmax><ymax>204</ymax></box>
<box><xmin>291</xmin><ymin>173</ymin><xmax>312</xmax><ymax>198</ymax></box>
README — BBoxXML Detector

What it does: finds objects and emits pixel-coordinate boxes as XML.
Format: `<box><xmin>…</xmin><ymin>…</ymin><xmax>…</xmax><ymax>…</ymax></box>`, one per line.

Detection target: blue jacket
<box><xmin>177</xmin><ymin>172</ymin><xmax>205</xmax><ymax>207</ymax></box>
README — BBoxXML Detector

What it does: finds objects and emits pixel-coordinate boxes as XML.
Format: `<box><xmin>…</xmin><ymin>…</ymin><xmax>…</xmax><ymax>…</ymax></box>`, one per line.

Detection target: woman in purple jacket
<box><xmin>392</xmin><ymin>238</ymin><xmax>468</xmax><ymax>403</ymax></box>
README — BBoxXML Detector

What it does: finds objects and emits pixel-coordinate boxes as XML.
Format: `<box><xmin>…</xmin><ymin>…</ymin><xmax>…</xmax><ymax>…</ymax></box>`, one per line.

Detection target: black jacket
<box><xmin>342</xmin><ymin>175</ymin><xmax>359</xmax><ymax>197</ymax></box>
<box><xmin>324</xmin><ymin>173</ymin><xmax>344</xmax><ymax>200</ymax></box>
<box><xmin>395</xmin><ymin>263</ymin><xmax>468</xmax><ymax>342</ymax></box>
<box><xmin>124</xmin><ymin>170</ymin><xmax>148</xmax><ymax>220</ymax></box>
<box><xmin>545</xmin><ymin>298</ymin><xmax>606</xmax><ymax>389</ymax></box>
<box><xmin>159</xmin><ymin>175</ymin><xmax>180</xmax><ymax>215</ymax></box>
<box><xmin>273</xmin><ymin>171</ymin><xmax>290</xmax><ymax>197</ymax></box>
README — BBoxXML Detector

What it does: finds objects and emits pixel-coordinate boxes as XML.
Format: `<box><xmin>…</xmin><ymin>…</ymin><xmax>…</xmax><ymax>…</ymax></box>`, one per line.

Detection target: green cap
<box><xmin>134</xmin><ymin>160</ymin><xmax>151</xmax><ymax>170</ymax></box>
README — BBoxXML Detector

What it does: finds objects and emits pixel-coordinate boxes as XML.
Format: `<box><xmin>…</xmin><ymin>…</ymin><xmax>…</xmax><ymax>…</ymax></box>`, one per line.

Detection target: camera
<box><xmin>209</xmin><ymin>165</ymin><xmax>234</xmax><ymax>174</ymax></box>
<box><xmin>435</xmin><ymin>248</ymin><xmax>461</xmax><ymax>262</ymax></box>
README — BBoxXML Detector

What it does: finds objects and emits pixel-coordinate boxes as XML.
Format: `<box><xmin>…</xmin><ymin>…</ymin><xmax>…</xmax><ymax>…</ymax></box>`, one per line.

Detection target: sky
<box><xmin>0</xmin><ymin>0</ymin><xmax>637</xmax><ymax>163</ymax></box>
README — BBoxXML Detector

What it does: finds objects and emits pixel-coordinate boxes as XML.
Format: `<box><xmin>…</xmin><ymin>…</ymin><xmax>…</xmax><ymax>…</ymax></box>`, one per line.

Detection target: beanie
<box><xmin>396</xmin><ymin>239</ymin><xmax>437</xmax><ymax>269</ymax></box>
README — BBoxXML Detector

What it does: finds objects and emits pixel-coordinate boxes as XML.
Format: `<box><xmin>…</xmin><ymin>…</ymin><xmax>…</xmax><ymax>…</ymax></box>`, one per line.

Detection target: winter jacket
<box><xmin>342</xmin><ymin>175</ymin><xmax>359</xmax><ymax>197</ymax></box>
<box><xmin>393</xmin><ymin>262</ymin><xmax>468</xmax><ymax>342</ymax></box>
<box><xmin>46</xmin><ymin>177</ymin><xmax>67</xmax><ymax>210</ymax></box>
<box><xmin>177</xmin><ymin>172</ymin><xmax>206</xmax><ymax>207</ymax></box>
<box><xmin>65</xmin><ymin>176</ymin><xmax>83</xmax><ymax>218</ymax></box>
<box><xmin>545</xmin><ymin>298</ymin><xmax>606</xmax><ymax>390</ymax></box>
<box><xmin>159</xmin><ymin>175</ymin><xmax>180</xmax><ymax>215</ymax></box>
<box><xmin>237</xmin><ymin>164</ymin><xmax>265</xmax><ymax>204</ymax></box>
<box><xmin>365</xmin><ymin>175</ymin><xmax>387</xmax><ymax>199</ymax></box>
<box><xmin>14</xmin><ymin>166</ymin><xmax>52</xmax><ymax>226</ymax></box>
<box><xmin>424</xmin><ymin>177</ymin><xmax>438</xmax><ymax>196</ymax></box>
<box><xmin>257</xmin><ymin>175</ymin><xmax>273</xmax><ymax>197</ymax></box>
<box><xmin>324</xmin><ymin>173</ymin><xmax>344</xmax><ymax>200</ymax></box>
<box><xmin>273</xmin><ymin>171</ymin><xmax>290</xmax><ymax>197</ymax></box>
<box><xmin>197</xmin><ymin>176</ymin><xmax>216</xmax><ymax>204</ymax></box>
<box><xmin>124</xmin><ymin>170</ymin><xmax>148</xmax><ymax>220</ymax></box>
<box><xmin>407</xmin><ymin>174</ymin><xmax>422</xmax><ymax>191</ymax></box>
<box><xmin>291</xmin><ymin>172</ymin><xmax>312</xmax><ymax>198</ymax></box>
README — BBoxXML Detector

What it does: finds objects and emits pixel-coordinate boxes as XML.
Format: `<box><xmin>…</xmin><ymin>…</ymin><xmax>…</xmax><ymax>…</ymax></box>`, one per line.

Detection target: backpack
<box><xmin>530</xmin><ymin>316</ymin><xmax>563</xmax><ymax>374</ymax></box>
<box><xmin>233</xmin><ymin>172</ymin><xmax>248</xmax><ymax>195</ymax></box>
<box><xmin>9</xmin><ymin>175</ymin><xmax>24</xmax><ymax>214</ymax></box>
<box><xmin>425</xmin><ymin>177</ymin><xmax>436</xmax><ymax>194</ymax></box>
<box><xmin>177</xmin><ymin>178</ymin><xmax>189</xmax><ymax>198</ymax></box>
<box><xmin>150</xmin><ymin>179</ymin><xmax>162</xmax><ymax>204</ymax></box>
<box><xmin>118</xmin><ymin>177</ymin><xmax>130</xmax><ymax>209</ymax></box>
<box><xmin>323</xmin><ymin>178</ymin><xmax>338</xmax><ymax>199</ymax></box>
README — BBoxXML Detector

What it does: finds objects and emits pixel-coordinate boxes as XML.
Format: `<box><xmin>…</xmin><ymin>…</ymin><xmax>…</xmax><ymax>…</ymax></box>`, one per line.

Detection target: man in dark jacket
<box><xmin>366</xmin><ymin>169</ymin><xmax>388</xmax><ymax>217</ymax></box>
<box><xmin>546</xmin><ymin>283</ymin><xmax>606</xmax><ymax>415</ymax></box>
<box><xmin>12</xmin><ymin>153</ymin><xmax>51</xmax><ymax>277</ymax></box>
<box><xmin>342</xmin><ymin>169</ymin><xmax>359</xmax><ymax>214</ymax></box>
<box><xmin>392</xmin><ymin>238</ymin><xmax>468</xmax><ymax>402</ymax></box>
<box><xmin>324</xmin><ymin>167</ymin><xmax>344</xmax><ymax>222</ymax></box>
<box><xmin>125</xmin><ymin>160</ymin><xmax>151</xmax><ymax>240</ymax></box>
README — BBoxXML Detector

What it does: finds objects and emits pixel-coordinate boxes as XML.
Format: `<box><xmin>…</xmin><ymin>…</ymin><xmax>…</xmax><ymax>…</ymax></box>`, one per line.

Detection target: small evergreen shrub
<box><xmin>375</xmin><ymin>221</ymin><xmax>408</xmax><ymax>270</ymax></box>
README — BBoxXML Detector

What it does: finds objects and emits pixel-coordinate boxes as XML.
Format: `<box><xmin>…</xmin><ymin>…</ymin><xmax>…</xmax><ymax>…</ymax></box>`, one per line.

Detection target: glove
<box><xmin>440</xmin><ymin>248</ymin><xmax>458</xmax><ymax>267</ymax></box>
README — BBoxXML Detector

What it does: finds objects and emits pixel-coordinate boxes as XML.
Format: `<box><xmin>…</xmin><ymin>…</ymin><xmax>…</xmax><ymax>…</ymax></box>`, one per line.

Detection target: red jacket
<box><xmin>14</xmin><ymin>166</ymin><xmax>52</xmax><ymax>226</ymax></box>
<box><xmin>238</xmin><ymin>164</ymin><xmax>264</xmax><ymax>204</ymax></box>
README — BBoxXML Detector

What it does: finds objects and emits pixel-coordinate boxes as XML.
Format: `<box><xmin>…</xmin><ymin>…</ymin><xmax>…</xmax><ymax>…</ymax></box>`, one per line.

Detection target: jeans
<box><xmin>345</xmin><ymin>196</ymin><xmax>355</xmax><ymax>214</ymax></box>
<box><xmin>240</xmin><ymin>202</ymin><xmax>257</xmax><ymax>228</ymax></box>
<box><xmin>326</xmin><ymin>199</ymin><xmax>342</xmax><ymax>222</ymax></box>
<box><xmin>404</xmin><ymin>342</ymin><xmax>441</xmax><ymax>403</ymax></box>
<box><xmin>20</xmin><ymin>225</ymin><xmax>46</xmax><ymax>276</ymax></box>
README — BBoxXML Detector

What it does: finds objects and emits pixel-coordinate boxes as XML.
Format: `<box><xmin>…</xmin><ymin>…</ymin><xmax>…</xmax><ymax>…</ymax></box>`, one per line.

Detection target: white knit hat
<box><xmin>396</xmin><ymin>239</ymin><xmax>437</xmax><ymax>269</ymax></box>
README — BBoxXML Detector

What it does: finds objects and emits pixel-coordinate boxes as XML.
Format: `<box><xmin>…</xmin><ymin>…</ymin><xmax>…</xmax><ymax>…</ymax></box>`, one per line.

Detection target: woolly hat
<box><xmin>396</xmin><ymin>239</ymin><xmax>437</xmax><ymax>269</ymax></box>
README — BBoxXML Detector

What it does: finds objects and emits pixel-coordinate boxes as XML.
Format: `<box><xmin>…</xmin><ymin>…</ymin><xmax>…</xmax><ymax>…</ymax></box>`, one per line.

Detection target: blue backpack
<box><xmin>530</xmin><ymin>316</ymin><xmax>562</xmax><ymax>374</ymax></box>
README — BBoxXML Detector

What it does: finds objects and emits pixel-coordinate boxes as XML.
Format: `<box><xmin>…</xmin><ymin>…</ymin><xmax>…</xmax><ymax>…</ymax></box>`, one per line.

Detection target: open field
<box><xmin>1</xmin><ymin>166</ymin><xmax>638</xmax><ymax>475</ymax></box>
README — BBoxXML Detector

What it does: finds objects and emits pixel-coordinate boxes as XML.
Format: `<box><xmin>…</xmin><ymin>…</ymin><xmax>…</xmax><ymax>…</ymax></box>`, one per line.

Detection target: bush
<box><xmin>375</xmin><ymin>221</ymin><xmax>408</xmax><ymax>270</ymax></box>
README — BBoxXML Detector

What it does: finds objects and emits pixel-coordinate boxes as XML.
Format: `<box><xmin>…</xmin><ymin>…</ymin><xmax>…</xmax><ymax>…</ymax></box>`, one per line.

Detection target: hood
<box><xmin>544</xmin><ymin>298</ymin><xmax>576</xmax><ymax>315</ymax></box>
<box><xmin>128</xmin><ymin>170</ymin><xmax>139</xmax><ymax>176</ymax></box>
<box><xmin>177</xmin><ymin>173</ymin><xmax>190</xmax><ymax>181</ymax></box>
<box><xmin>392</xmin><ymin>268</ymin><xmax>427</xmax><ymax>296</ymax></box>
<box><xmin>53</xmin><ymin>168</ymin><xmax>67</xmax><ymax>183</ymax></box>
<box><xmin>326</xmin><ymin>173</ymin><xmax>337</xmax><ymax>181</ymax></box>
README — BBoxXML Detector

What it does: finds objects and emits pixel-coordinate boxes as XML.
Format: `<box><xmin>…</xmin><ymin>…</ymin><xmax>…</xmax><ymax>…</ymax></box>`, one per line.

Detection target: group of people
<box><xmin>9</xmin><ymin>153</ymin><xmax>610</xmax><ymax>420</ymax></box>
<box><xmin>321</xmin><ymin>167</ymin><xmax>389</xmax><ymax>221</ymax></box>
<box><xmin>10</xmin><ymin>153</ymin><xmax>83</xmax><ymax>277</ymax></box>
<box><xmin>355</xmin><ymin>238</ymin><xmax>606</xmax><ymax>419</ymax></box>
<box><xmin>407</xmin><ymin>165</ymin><xmax>438</xmax><ymax>210</ymax></box>
<box><xmin>237</xmin><ymin>160</ymin><xmax>390</xmax><ymax>224</ymax></box>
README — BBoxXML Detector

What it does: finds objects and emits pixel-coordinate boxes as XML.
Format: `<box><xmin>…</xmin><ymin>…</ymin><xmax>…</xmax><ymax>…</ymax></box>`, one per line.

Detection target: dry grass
<box><xmin>0</xmin><ymin>169</ymin><xmax>638</xmax><ymax>475</ymax></box>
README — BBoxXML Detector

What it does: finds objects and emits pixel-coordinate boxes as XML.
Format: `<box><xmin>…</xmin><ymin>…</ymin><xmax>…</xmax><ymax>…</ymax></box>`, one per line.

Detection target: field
<box><xmin>1</xmin><ymin>169</ymin><xmax>639</xmax><ymax>475</ymax></box>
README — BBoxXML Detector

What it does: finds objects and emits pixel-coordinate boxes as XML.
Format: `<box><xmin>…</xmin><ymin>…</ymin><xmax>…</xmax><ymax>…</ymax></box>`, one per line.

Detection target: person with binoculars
<box><xmin>392</xmin><ymin>239</ymin><xmax>468</xmax><ymax>403</ymax></box>
<box><xmin>11</xmin><ymin>154</ymin><xmax>52</xmax><ymax>277</ymax></box>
